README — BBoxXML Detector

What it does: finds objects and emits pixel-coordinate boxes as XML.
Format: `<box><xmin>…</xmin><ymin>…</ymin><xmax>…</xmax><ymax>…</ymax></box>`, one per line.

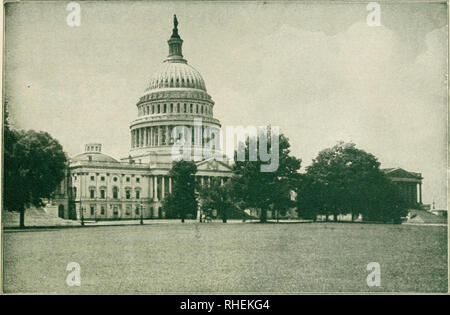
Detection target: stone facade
<box><xmin>382</xmin><ymin>167</ymin><xmax>423</xmax><ymax>208</ymax></box>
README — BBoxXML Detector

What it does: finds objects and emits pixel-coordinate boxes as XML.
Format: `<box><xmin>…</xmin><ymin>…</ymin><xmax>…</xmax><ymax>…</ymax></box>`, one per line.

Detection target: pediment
<box><xmin>383</xmin><ymin>168</ymin><xmax>421</xmax><ymax>179</ymax></box>
<box><xmin>196</xmin><ymin>158</ymin><xmax>233</xmax><ymax>172</ymax></box>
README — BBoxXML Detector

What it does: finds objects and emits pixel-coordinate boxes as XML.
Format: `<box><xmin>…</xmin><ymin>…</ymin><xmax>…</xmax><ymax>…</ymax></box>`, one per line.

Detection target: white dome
<box><xmin>147</xmin><ymin>60</ymin><xmax>206</xmax><ymax>92</ymax></box>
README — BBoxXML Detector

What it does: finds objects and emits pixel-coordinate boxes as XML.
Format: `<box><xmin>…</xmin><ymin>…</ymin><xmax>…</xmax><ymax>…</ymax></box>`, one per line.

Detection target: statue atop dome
<box><xmin>168</xmin><ymin>15</ymin><xmax>183</xmax><ymax>59</ymax></box>
<box><xmin>171</xmin><ymin>14</ymin><xmax>180</xmax><ymax>39</ymax></box>
<box><xmin>173</xmin><ymin>14</ymin><xmax>178</xmax><ymax>30</ymax></box>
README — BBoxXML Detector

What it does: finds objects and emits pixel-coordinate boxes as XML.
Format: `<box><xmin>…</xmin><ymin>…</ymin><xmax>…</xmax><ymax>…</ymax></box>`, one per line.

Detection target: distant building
<box><xmin>381</xmin><ymin>168</ymin><xmax>423</xmax><ymax>208</ymax></box>
<box><xmin>53</xmin><ymin>17</ymin><xmax>233</xmax><ymax>220</ymax></box>
<box><xmin>430</xmin><ymin>209</ymin><xmax>447</xmax><ymax>217</ymax></box>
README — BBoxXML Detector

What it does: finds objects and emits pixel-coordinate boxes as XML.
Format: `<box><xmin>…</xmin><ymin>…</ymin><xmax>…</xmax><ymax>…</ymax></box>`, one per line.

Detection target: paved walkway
<box><xmin>403</xmin><ymin>222</ymin><xmax>447</xmax><ymax>227</ymax></box>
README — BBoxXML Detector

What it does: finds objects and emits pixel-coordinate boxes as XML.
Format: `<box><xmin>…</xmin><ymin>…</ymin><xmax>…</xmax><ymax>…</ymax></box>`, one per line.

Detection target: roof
<box><xmin>71</xmin><ymin>152</ymin><xmax>119</xmax><ymax>164</ymax></box>
<box><xmin>381</xmin><ymin>167</ymin><xmax>422</xmax><ymax>180</ymax></box>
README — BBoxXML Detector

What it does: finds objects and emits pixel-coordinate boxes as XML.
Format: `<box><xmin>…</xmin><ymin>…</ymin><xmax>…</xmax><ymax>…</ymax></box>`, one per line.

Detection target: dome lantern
<box><xmin>167</xmin><ymin>15</ymin><xmax>184</xmax><ymax>62</ymax></box>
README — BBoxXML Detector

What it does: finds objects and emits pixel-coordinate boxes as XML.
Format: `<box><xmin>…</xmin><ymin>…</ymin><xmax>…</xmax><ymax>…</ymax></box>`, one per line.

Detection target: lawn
<box><xmin>2</xmin><ymin>222</ymin><xmax>448</xmax><ymax>293</ymax></box>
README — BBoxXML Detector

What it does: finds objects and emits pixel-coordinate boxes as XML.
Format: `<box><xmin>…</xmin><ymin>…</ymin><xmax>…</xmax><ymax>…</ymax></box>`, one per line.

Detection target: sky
<box><xmin>4</xmin><ymin>1</ymin><xmax>448</xmax><ymax>208</ymax></box>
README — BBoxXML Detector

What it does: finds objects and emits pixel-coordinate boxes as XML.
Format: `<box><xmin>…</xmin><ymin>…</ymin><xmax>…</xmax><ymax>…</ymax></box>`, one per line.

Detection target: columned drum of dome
<box><xmin>128</xmin><ymin>15</ymin><xmax>222</xmax><ymax>164</ymax></box>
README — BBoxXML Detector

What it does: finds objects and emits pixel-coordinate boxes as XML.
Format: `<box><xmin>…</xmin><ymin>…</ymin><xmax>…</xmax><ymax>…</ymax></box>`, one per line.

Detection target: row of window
<box><xmin>74</xmin><ymin>187</ymin><xmax>141</xmax><ymax>200</ymax></box>
<box><xmin>88</xmin><ymin>204</ymin><xmax>141</xmax><ymax>216</ymax></box>
<box><xmin>138</xmin><ymin>102</ymin><xmax>212</xmax><ymax>117</ymax></box>
<box><xmin>74</xmin><ymin>175</ymin><xmax>140</xmax><ymax>183</ymax></box>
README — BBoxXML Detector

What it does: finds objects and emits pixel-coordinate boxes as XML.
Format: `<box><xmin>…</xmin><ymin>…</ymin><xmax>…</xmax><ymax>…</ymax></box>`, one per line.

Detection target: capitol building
<box><xmin>54</xmin><ymin>16</ymin><xmax>233</xmax><ymax>220</ymax></box>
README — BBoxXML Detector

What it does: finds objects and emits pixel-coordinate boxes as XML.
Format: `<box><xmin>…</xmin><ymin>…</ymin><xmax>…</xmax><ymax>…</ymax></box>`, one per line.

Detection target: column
<box><xmin>142</xmin><ymin>128</ymin><xmax>146</xmax><ymax>147</ymax></box>
<box><xmin>131</xmin><ymin>130</ymin><xmax>134</xmax><ymax>148</ymax></box>
<box><xmin>221</xmin><ymin>177</ymin><xmax>224</xmax><ymax>186</ymax></box>
<box><xmin>158</xmin><ymin>127</ymin><xmax>161</xmax><ymax>146</ymax></box>
<box><xmin>165</xmin><ymin>125</ymin><xmax>169</xmax><ymax>145</ymax></box>
<box><xmin>145</xmin><ymin>127</ymin><xmax>148</xmax><ymax>146</ymax></box>
<box><xmin>419</xmin><ymin>183</ymin><xmax>422</xmax><ymax>204</ymax></box>
<box><xmin>135</xmin><ymin>129</ymin><xmax>138</xmax><ymax>148</ymax></box>
<box><xmin>136</xmin><ymin>129</ymin><xmax>139</xmax><ymax>147</ymax></box>
<box><xmin>169</xmin><ymin>177</ymin><xmax>172</xmax><ymax>194</ymax></box>
<box><xmin>151</xmin><ymin>127</ymin><xmax>154</xmax><ymax>146</ymax></box>
<box><xmin>161</xmin><ymin>176</ymin><xmax>165</xmax><ymax>199</ymax></box>
<box><xmin>148</xmin><ymin>127</ymin><xmax>153</xmax><ymax>146</ymax></box>
<box><xmin>201</xmin><ymin>177</ymin><xmax>204</xmax><ymax>187</ymax></box>
<box><xmin>149</xmin><ymin>174</ymin><xmax>153</xmax><ymax>199</ymax></box>
<box><xmin>153</xmin><ymin>176</ymin><xmax>158</xmax><ymax>201</ymax></box>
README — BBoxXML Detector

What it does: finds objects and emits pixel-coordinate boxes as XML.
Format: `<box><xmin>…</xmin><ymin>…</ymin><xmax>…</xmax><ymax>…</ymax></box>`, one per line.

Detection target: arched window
<box><xmin>113</xmin><ymin>187</ymin><xmax>119</xmax><ymax>199</ymax></box>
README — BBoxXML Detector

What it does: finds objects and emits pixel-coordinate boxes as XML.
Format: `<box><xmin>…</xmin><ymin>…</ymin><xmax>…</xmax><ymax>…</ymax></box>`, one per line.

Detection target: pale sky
<box><xmin>4</xmin><ymin>1</ymin><xmax>448</xmax><ymax>208</ymax></box>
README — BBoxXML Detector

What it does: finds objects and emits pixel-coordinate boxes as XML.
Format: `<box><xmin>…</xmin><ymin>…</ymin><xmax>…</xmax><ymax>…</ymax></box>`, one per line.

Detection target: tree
<box><xmin>163</xmin><ymin>160</ymin><xmax>198</xmax><ymax>223</ymax></box>
<box><xmin>301</xmin><ymin>142</ymin><xmax>407</xmax><ymax>223</ymax></box>
<box><xmin>232</xmin><ymin>128</ymin><xmax>301</xmax><ymax>223</ymax></box>
<box><xmin>199</xmin><ymin>179</ymin><xmax>234</xmax><ymax>223</ymax></box>
<box><xmin>3</xmin><ymin>128</ymin><xmax>67</xmax><ymax>228</ymax></box>
<box><xmin>296</xmin><ymin>173</ymin><xmax>321</xmax><ymax>221</ymax></box>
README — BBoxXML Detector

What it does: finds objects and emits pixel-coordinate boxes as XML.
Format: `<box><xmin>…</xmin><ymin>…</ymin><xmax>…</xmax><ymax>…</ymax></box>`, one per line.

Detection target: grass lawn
<box><xmin>2</xmin><ymin>222</ymin><xmax>447</xmax><ymax>293</ymax></box>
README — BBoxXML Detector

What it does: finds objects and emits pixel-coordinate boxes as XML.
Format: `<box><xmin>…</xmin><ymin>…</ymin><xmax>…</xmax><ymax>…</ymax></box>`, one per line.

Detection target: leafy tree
<box><xmin>199</xmin><ymin>179</ymin><xmax>234</xmax><ymax>223</ymax></box>
<box><xmin>300</xmin><ymin>142</ymin><xmax>407</xmax><ymax>223</ymax></box>
<box><xmin>232</xmin><ymin>128</ymin><xmax>301</xmax><ymax>223</ymax></box>
<box><xmin>296</xmin><ymin>173</ymin><xmax>321</xmax><ymax>221</ymax></box>
<box><xmin>3</xmin><ymin>128</ymin><xmax>67</xmax><ymax>227</ymax></box>
<box><xmin>163</xmin><ymin>160</ymin><xmax>198</xmax><ymax>222</ymax></box>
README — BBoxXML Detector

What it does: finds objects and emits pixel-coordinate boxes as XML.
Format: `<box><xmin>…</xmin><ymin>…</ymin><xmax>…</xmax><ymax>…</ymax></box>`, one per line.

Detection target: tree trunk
<box><xmin>351</xmin><ymin>212</ymin><xmax>355</xmax><ymax>222</ymax></box>
<box><xmin>334</xmin><ymin>213</ymin><xmax>338</xmax><ymax>222</ymax></box>
<box><xmin>260</xmin><ymin>208</ymin><xmax>267</xmax><ymax>223</ymax></box>
<box><xmin>325</xmin><ymin>213</ymin><xmax>329</xmax><ymax>222</ymax></box>
<box><xmin>19</xmin><ymin>208</ymin><xmax>25</xmax><ymax>228</ymax></box>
